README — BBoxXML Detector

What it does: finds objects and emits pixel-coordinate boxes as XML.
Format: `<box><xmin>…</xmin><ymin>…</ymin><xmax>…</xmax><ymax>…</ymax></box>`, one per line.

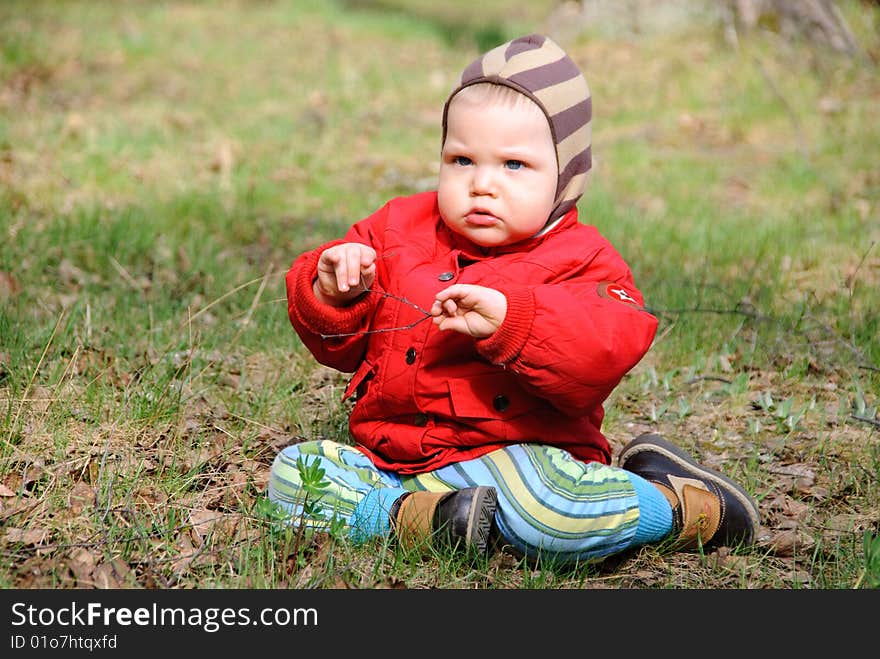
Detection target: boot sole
<box><xmin>464</xmin><ymin>486</ymin><xmax>498</xmax><ymax>554</ymax></box>
<box><xmin>619</xmin><ymin>434</ymin><xmax>760</xmax><ymax>533</ymax></box>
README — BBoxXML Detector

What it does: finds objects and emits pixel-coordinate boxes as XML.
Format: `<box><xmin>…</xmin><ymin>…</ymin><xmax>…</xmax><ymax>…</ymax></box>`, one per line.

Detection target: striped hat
<box><xmin>441</xmin><ymin>34</ymin><xmax>592</xmax><ymax>223</ymax></box>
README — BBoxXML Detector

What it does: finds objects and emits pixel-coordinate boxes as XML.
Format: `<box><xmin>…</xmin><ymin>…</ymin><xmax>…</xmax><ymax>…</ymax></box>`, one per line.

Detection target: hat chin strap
<box><xmin>532</xmin><ymin>215</ymin><xmax>563</xmax><ymax>239</ymax></box>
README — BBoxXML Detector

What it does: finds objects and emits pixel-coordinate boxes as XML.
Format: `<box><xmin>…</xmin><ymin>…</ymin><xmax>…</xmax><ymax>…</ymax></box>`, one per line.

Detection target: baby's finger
<box><xmin>360</xmin><ymin>262</ymin><xmax>377</xmax><ymax>285</ymax></box>
<box><xmin>331</xmin><ymin>257</ymin><xmax>352</xmax><ymax>292</ymax></box>
<box><xmin>346</xmin><ymin>250</ymin><xmax>364</xmax><ymax>288</ymax></box>
<box><xmin>434</xmin><ymin>283</ymin><xmax>465</xmax><ymax>303</ymax></box>
<box><xmin>360</xmin><ymin>247</ymin><xmax>377</xmax><ymax>270</ymax></box>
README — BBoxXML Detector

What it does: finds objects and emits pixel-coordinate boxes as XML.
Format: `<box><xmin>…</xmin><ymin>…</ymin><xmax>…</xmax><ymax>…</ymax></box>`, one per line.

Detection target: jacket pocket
<box><xmin>343</xmin><ymin>359</ymin><xmax>376</xmax><ymax>402</ymax></box>
<box><xmin>446</xmin><ymin>372</ymin><xmax>540</xmax><ymax>420</ymax></box>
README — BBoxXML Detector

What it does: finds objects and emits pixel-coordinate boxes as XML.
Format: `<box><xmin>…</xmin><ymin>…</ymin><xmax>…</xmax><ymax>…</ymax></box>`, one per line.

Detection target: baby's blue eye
<box><xmin>505</xmin><ymin>160</ymin><xmax>524</xmax><ymax>170</ymax></box>
<box><xmin>454</xmin><ymin>156</ymin><xmax>472</xmax><ymax>166</ymax></box>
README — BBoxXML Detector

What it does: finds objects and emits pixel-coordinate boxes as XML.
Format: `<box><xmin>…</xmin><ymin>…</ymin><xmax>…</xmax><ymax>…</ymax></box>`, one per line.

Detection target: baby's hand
<box><xmin>431</xmin><ymin>284</ymin><xmax>507</xmax><ymax>338</ymax></box>
<box><xmin>314</xmin><ymin>242</ymin><xmax>377</xmax><ymax>307</ymax></box>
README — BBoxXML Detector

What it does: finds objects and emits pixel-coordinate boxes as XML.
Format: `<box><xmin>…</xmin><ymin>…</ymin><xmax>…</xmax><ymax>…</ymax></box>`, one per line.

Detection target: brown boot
<box><xmin>619</xmin><ymin>433</ymin><xmax>760</xmax><ymax>550</ymax></box>
<box><xmin>390</xmin><ymin>486</ymin><xmax>497</xmax><ymax>554</ymax></box>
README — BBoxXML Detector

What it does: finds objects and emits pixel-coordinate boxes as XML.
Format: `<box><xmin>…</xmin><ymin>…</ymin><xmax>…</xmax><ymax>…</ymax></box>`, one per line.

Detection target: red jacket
<box><xmin>287</xmin><ymin>191</ymin><xmax>658</xmax><ymax>474</ymax></box>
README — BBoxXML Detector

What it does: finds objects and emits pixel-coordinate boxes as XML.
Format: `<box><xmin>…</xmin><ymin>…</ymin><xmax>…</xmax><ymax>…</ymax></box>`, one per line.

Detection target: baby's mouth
<box><xmin>465</xmin><ymin>210</ymin><xmax>499</xmax><ymax>226</ymax></box>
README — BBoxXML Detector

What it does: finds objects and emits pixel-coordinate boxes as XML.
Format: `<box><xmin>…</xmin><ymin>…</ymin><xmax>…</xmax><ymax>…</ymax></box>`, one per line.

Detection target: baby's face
<box><xmin>438</xmin><ymin>93</ymin><xmax>557</xmax><ymax>247</ymax></box>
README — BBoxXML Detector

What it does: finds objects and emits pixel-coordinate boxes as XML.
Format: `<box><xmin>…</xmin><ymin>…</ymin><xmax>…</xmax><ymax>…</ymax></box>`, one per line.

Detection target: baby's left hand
<box><xmin>431</xmin><ymin>284</ymin><xmax>507</xmax><ymax>338</ymax></box>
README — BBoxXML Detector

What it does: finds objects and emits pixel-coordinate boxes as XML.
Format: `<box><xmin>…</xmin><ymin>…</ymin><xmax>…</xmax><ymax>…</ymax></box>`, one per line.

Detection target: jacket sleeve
<box><xmin>286</xmin><ymin>203</ymin><xmax>392</xmax><ymax>373</ymax></box>
<box><xmin>475</xmin><ymin>242</ymin><xmax>658</xmax><ymax>417</ymax></box>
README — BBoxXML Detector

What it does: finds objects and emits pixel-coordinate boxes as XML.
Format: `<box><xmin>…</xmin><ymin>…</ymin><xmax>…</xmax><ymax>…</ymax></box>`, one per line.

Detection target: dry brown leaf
<box><xmin>93</xmin><ymin>558</ymin><xmax>133</xmax><ymax>589</ymax></box>
<box><xmin>58</xmin><ymin>258</ymin><xmax>87</xmax><ymax>288</ymax></box>
<box><xmin>133</xmin><ymin>486</ymin><xmax>167</xmax><ymax>506</ymax></box>
<box><xmin>0</xmin><ymin>497</ymin><xmax>43</xmax><ymax>522</ymax></box>
<box><xmin>372</xmin><ymin>576</ymin><xmax>407</xmax><ymax>589</ymax></box>
<box><xmin>767</xmin><ymin>463</ymin><xmax>816</xmax><ymax>481</ymax></box>
<box><xmin>765</xmin><ymin>493</ymin><xmax>811</xmax><ymax>519</ymax></box>
<box><xmin>825</xmin><ymin>513</ymin><xmax>871</xmax><ymax>533</ymax></box>
<box><xmin>710</xmin><ymin>548</ymin><xmax>751</xmax><ymax>572</ymax></box>
<box><xmin>228</xmin><ymin>467</ymin><xmax>249</xmax><ymax>490</ymax></box>
<box><xmin>0</xmin><ymin>271</ymin><xmax>21</xmax><ymax>298</ymax></box>
<box><xmin>4</xmin><ymin>526</ymin><xmax>50</xmax><ymax>546</ymax></box>
<box><xmin>171</xmin><ymin>534</ymin><xmax>198</xmax><ymax>575</ymax></box>
<box><xmin>253</xmin><ymin>471</ymin><xmax>270</xmax><ymax>491</ymax></box>
<box><xmin>488</xmin><ymin>550</ymin><xmax>521</xmax><ymax>571</ymax></box>
<box><xmin>330</xmin><ymin>575</ymin><xmax>354</xmax><ymax>588</ymax></box>
<box><xmin>290</xmin><ymin>562</ymin><xmax>316</xmax><ymax>586</ymax></box>
<box><xmin>767</xmin><ymin>463</ymin><xmax>820</xmax><ymax>498</ymax></box>
<box><xmin>188</xmin><ymin>509</ymin><xmax>219</xmax><ymax>545</ymax></box>
<box><xmin>822</xmin><ymin>513</ymin><xmax>873</xmax><ymax>546</ymax></box>
<box><xmin>67</xmin><ymin>481</ymin><xmax>95</xmax><ymax>514</ymax></box>
<box><xmin>766</xmin><ymin>528</ymin><xmax>816</xmax><ymax>557</ymax></box>
<box><xmin>185</xmin><ymin>442</ymin><xmax>226</xmax><ymax>471</ymax></box>
<box><xmin>785</xmin><ymin>569</ymin><xmax>813</xmax><ymax>586</ymax></box>
<box><xmin>67</xmin><ymin>548</ymin><xmax>97</xmax><ymax>585</ymax></box>
<box><xmin>4</xmin><ymin>457</ymin><xmax>49</xmax><ymax>492</ymax></box>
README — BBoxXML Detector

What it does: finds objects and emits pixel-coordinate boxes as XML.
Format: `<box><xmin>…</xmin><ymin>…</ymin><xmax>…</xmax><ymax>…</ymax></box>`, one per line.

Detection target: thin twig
<box><xmin>109</xmin><ymin>255</ymin><xmax>144</xmax><ymax>292</ymax></box>
<box><xmin>646</xmin><ymin>305</ymin><xmax>764</xmax><ymax>320</ymax></box>
<box><xmin>320</xmin><ymin>314</ymin><xmax>433</xmax><ymax>340</ymax></box>
<box><xmin>365</xmin><ymin>287</ymin><xmax>433</xmax><ymax>317</ymax></box>
<box><xmin>319</xmin><ymin>287</ymin><xmax>433</xmax><ymax>340</ymax></box>
<box><xmin>851</xmin><ymin>415</ymin><xmax>880</xmax><ymax>429</ymax></box>
<box><xmin>845</xmin><ymin>240</ymin><xmax>876</xmax><ymax>293</ymax></box>
<box><xmin>226</xmin><ymin>410</ymin><xmax>278</xmax><ymax>432</ymax></box>
<box><xmin>223</xmin><ymin>264</ymin><xmax>277</xmax><ymax>351</ymax></box>
<box><xmin>242</xmin><ymin>262</ymin><xmax>274</xmax><ymax>326</ymax></box>
<box><xmin>686</xmin><ymin>375</ymin><xmax>733</xmax><ymax>385</ymax></box>
<box><xmin>97</xmin><ymin>434</ymin><xmax>116</xmax><ymax>524</ymax></box>
<box><xmin>229</xmin><ymin>297</ymin><xmax>287</xmax><ymax>321</ymax></box>
<box><xmin>183</xmin><ymin>275</ymin><xmax>268</xmax><ymax>326</ymax></box>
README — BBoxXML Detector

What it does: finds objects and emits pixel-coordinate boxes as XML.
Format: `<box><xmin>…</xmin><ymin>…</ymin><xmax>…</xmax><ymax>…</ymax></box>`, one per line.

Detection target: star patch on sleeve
<box><xmin>597</xmin><ymin>281</ymin><xmax>644</xmax><ymax>309</ymax></box>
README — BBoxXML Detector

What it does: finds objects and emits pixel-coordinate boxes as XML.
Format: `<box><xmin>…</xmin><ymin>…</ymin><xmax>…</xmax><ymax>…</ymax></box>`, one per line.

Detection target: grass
<box><xmin>1</xmin><ymin>0</ymin><xmax>878</xmax><ymax>589</ymax></box>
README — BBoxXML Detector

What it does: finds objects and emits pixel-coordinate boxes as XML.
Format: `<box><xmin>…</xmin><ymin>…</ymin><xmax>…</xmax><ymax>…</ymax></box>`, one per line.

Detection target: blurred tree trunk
<box><xmin>556</xmin><ymin>1</ymin><xmax>866</xmax><ymax>58</ymax></box>
<box><xmin>729</xmin><ymin>0</ymin><xmax>860</xmax><ymax>55</ymax></box>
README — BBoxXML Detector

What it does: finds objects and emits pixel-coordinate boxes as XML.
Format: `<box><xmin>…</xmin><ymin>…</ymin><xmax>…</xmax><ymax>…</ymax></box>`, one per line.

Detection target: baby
<box><xmin>269</xmin><ymin>34</ymin><xmax>760</xmax><ymax>564</ymax></box>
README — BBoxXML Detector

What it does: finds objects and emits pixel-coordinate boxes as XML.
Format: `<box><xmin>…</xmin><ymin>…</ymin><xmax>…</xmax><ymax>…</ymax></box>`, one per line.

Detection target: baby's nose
<box><xmin>470</xmin><ymin>167</ymin><xmax>497</xmax><ymax>195</ymax></box>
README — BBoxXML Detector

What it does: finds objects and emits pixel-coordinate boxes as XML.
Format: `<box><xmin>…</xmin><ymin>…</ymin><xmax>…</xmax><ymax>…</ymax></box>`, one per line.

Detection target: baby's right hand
<box><xmin>314</xmin><ymin>242</ymin><xmax>377</xmax><ymax>307</ymax></box>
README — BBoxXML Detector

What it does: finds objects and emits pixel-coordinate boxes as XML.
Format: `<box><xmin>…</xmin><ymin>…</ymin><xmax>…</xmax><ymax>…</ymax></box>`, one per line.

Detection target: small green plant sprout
<box><xmin>649</xmin><ymin>400</ymin><xmax>670</xmax><ymax>422</ymax></box>
<box><xmin>852</xmin><ymin>390</ymin><xmax>878</xmax><ymax>426</ymax></box>
<box><xmin>290</xmin><ymin>457</ymin><xmax>349</xmax><ymax>567</ymax></box>
<box><xmin>253</xmin><ymin>455</ymin><xmax>346</xmax><ymax>572</ymax></box>
<box><xmin>755</xmin><ymin>390</ymin><xmax>775</xmax><ymax>413</ymax></box>
<box><xmin>725</xmin><ymin>372</ymin><xmax>750</xmax><ymax>396</ymax></box>
<box><xmin>253</xmin><ymin>496</ymin><xmax>292</xmax><ymax>531</ymax></box>
<box><xmin>753</xmin><ymin>391</ymin><xmax>812</xmax><ymax>434</ymax></box>
<box><xmin>640</xmin><ymin>366</ymin><xmax>659</xmax><ymax>393</ymax></box>
<box><xmin>253</xmin><ymin>456</ymin><xmax>335</xmax><ymax>534</ymax></box>
<box><xmin>854</xmin><ymin>531</ymin><xmax>880</xmax><ymax>589</ymax></box>
<box><xmin>676</xmin><ymin>397</ymin><xmax>693</xmax><ymax>419</ymax></box>
<box><xmin>295</xmin><ymin>455</ymin><xmax>332</xmax><ymax>520</ymax></box>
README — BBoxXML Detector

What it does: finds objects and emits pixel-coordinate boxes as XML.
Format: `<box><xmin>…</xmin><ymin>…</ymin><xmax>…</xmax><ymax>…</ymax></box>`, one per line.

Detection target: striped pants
<box><xmin>268</xmin><ymin>439</ymin><xmax>657</xmax><ymax>564</ymax></box>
